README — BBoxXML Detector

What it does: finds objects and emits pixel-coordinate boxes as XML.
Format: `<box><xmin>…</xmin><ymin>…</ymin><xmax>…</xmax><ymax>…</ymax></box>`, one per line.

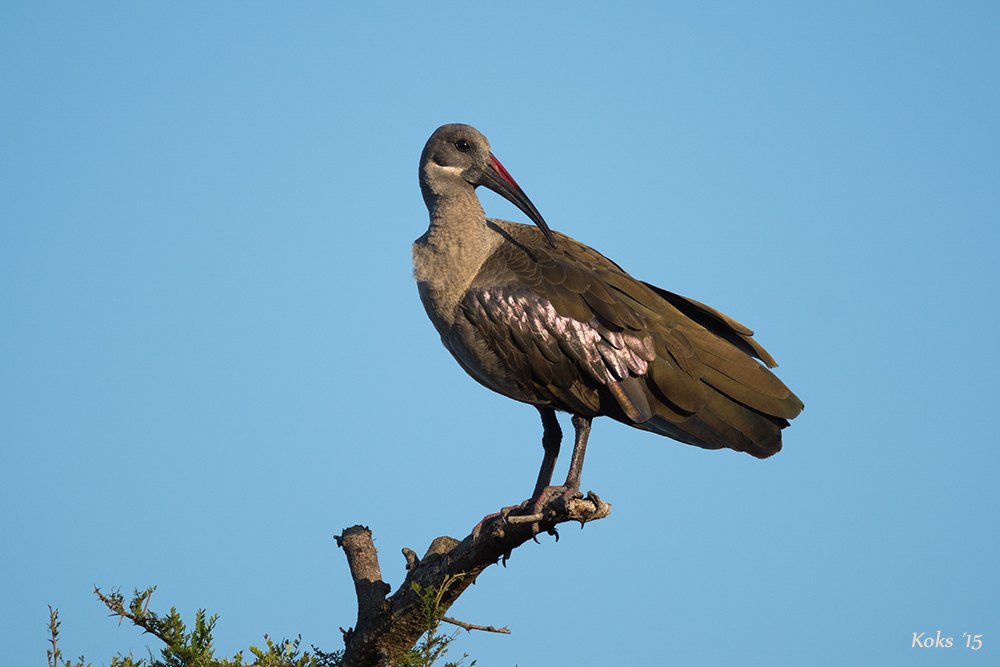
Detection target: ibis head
<box><xmin>419</xmin><ymin>123</ymin><xmax>557</xmax><ymax>248</ymax></box>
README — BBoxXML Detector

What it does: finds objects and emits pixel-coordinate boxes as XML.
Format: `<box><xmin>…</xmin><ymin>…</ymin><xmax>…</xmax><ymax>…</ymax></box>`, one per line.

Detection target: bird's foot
<box><xmin>473</xmin><ymin>489</ymin><xmax>609</xmax><ymax>542</ymax></box>
<box><xmin>506</xmin><ymin>485</ymin><xmax>584</xmax><ymax>537</ymax></box>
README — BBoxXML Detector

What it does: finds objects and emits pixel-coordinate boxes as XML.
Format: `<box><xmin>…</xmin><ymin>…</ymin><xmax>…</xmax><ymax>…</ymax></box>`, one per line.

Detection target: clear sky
<box><xmin>2</xmin><ymin>2</ymin><xmax>997</xmax><ymax>665</ymax></box>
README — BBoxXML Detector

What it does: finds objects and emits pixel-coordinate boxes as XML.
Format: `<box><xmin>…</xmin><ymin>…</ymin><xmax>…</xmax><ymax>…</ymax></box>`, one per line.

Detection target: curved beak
<box><xmin>476</xmin><ymin>154</ymin><xmax>558</xmax><ymax>249</ymax></box>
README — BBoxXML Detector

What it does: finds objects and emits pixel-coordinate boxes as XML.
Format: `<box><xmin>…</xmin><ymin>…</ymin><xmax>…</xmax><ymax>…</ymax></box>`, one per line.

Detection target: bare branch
<box><xmin>440</xmin><ymin>615</ymin><xmax>511</xmax><ymax>634</ymax></box>
<box><xmin>336</xmin><ymin>491</ymin><xmax>611</xmax><ymax>666</ymax></box>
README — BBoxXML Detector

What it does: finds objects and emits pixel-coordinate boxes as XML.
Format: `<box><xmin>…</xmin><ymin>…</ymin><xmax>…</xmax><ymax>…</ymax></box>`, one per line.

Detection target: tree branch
<box><xmin>440</xmin><ymin>615</ymin><xmax>510</xmax><ymax>634</ymax></box>
<box><xmin>335</xmin><ymin>491</ymin><xmax>611</xmax><ymax>667</ymax></box>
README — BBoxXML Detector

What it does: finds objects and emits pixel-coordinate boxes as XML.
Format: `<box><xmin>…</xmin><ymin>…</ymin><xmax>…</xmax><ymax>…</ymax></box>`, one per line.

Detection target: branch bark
<box><xmin>335</xmin><ymin>491</ymin><xmax>611</xmax><ymax>667</ymax></box>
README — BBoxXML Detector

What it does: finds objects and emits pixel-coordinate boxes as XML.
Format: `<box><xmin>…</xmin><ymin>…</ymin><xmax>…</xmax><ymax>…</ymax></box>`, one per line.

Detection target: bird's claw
<box><xmin>477</xmin><ymin>486</ymin><xmax>594</xmax><ymax>542</ymax></box>
<box><xmin>502</xmin><ymin>485</ymin><xmax>583</xmax><ymax>537</ymax></box>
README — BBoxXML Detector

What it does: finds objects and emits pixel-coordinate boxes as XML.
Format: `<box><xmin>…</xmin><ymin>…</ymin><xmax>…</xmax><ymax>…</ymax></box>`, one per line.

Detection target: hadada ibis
<box><xmin>413</xmin><ymin>123</ymin><xmax>803</xmax><ymax>512</ymax></box>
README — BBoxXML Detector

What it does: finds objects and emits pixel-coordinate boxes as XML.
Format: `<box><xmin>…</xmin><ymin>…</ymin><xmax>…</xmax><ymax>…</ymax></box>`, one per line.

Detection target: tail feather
<box><xmin>638</xmin><ymin>384</ymin><xmax>786</xmax><ymax>459</ymax></box>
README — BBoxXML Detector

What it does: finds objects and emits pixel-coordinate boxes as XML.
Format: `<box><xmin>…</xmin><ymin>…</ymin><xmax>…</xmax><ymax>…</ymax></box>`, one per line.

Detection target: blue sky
<box><xmin>2</xmin><ymin>2</ymin><xmax>997</xmax><ymax>665</ymax></box>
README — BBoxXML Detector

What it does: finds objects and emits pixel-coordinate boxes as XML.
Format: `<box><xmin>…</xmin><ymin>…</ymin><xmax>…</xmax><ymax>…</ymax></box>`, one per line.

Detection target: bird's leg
<box><xmin>537</xmin><ymin>415</ymin><xmax>592</xmax><ymax>537</ymax></box>
<box><xmin>474</xmin><ymin>407</ymin><xmax>563</xmax><ymax>540</ymax></box>
<box><xmin>496</xmin><ymin>412</ymin><xmax>600</xmax><ymax>538</ymax></box>
<box><xmin>511</xmin><ymin>414</ymin><xmax>593</xmax><ymax>533</ymax></box>
<box><xmin>531</xmin><ymin>414</ymin><xmax>591</xmax><ymax>510</ymax></box>
<box><xmin>563</xmin><ymin>414</ymin><xmax>592</xmax><ymax>495</ymax></box>
<box><xmin>531</xmin><ymin>407</ymin><xmax>562</xmax><ymax>501</ymax></box>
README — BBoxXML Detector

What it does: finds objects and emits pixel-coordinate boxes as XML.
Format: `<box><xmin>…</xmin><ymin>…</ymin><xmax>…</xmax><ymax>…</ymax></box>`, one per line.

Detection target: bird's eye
<box><xmin>455</xmin><ymin>140</ymin><xmax>471</xmax><ymax>152</ymax></box>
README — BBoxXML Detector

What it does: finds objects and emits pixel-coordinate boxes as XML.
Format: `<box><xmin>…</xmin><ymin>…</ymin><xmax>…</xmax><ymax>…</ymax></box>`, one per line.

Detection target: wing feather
<box><xmin>459</xmin><ymin>220</ymin><xmax>802</xmax><ymax>457</ymax></box>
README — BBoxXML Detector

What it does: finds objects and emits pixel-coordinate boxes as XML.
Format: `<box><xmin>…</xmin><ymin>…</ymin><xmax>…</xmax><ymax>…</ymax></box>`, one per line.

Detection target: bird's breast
<box><xmin>417</xmin><ymin>281</ymin><xmax>537</xmax><ymax>404</ymax></box>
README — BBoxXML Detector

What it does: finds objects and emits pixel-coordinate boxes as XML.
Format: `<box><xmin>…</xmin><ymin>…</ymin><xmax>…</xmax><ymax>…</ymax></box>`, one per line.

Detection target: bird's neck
<box><xmin>413</xmin><ymin>190</ymin><xmax>500</xmax><ymax>325</ymax></box>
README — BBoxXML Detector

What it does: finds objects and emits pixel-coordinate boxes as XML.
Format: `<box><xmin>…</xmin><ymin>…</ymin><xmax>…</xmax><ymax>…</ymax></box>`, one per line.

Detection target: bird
<box><xmin>413</xmin><ymin>123</ymin><xmax>803</xmax><ymax>514</ymax></box>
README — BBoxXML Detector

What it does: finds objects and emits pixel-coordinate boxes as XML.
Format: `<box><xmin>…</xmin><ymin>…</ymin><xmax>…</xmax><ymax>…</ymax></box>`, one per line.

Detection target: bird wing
<box><xmin>461</xmin><ymin>221</ymin><xmax>803</xmax><ymax>458</ymax></box>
